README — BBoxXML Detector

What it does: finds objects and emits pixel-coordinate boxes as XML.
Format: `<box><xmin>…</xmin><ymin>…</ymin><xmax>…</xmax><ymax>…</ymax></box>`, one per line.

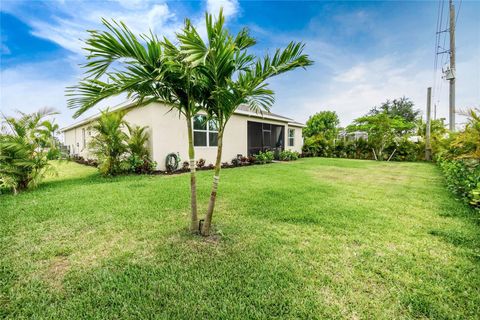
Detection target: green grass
<box><xmin>1</xmin><ymin>158</ymin><xmax>479</xmax><ymax>319</ymax></box>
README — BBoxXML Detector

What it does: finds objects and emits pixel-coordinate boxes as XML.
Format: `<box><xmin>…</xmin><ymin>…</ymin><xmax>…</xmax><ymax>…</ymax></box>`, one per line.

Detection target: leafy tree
<box><xmin>0</xmin><ymin>108</ymin><xmax>58</xmax><ymax>194</ymax></box>
<box><xmin>179</xmin><ymin>10</ymin><xmax>313</xmax><ymax>235</ymax></box>
<box><xmin>369</xmin><ymin>97</ymin><xmax>420</xmax><ymax>123</ymax></box>
<box><xmin>89</xmin><ymin>110</ymin><xmax>128</xmax><ymax>176</ymax></box>
<box><xmin>303</xmin><ymin>111</ymin><xmax>339</xmax><ymax>140</ymax></box>
<box><xmin>348</xmin><ymin>112</ymin><xmax>413</xmax><ymax>160</ymax></box>
<box><xmin>67</xmin><ymin>19</ymin><xmax>208</xmax><ymax>232</ymax></box>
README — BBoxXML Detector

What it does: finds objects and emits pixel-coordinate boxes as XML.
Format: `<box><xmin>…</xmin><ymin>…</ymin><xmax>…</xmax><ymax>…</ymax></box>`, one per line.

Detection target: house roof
<box><xmin>61</xmin><ymin>100</ymin><xmax>305</xmax><ymax>132</ymax></box>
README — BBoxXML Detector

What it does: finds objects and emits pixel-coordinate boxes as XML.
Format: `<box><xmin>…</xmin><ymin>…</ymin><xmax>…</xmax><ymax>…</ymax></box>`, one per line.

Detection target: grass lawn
<box><xmin>1</xmin><ymin>158</ymin><xmax>479</xmax><ymax>319</ymax></box>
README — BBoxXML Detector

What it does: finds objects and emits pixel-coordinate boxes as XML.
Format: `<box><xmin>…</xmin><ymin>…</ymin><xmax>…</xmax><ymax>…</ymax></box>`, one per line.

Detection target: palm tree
<box><xmin>89</xmin><ymin>110</ymin><xmax>128</xmax><ymax>176</ymax></box>
<box><xmin>66</xmin><ymin>19</ymin><xmax>208</xmax><ymax>232</ymax></box>
<box><xmin>179</xmin><ymin>11</ymin><xmax>313</xmax><ymax>235</ymax></box>
<box><xmin>0</xmin><ymin>108</ymin><xmax>58</xmax><ymax>193</ymax></box>
<box><xmin>38</xmin><ymin>120</ymin><xmax>60</xmax><ymax>159</ymax></box>
<box><xmin>125</xmin><ymin>123</ymin><xmax>150</xmax><ymax>158</ymax></box>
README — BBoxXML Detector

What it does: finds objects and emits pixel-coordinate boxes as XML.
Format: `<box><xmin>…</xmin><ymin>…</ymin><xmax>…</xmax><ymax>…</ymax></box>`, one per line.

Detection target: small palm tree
<box><xmin>126</xmin><ymin>123</ymin><xmax>150</xmax><ymax>158</ymax></box>
<box><xmin>38</xmin><ymin>120</ymin><xmax>60</xmax><ymax>159</ymax></box>
<box><xmin>179</xmin><ymin>11</ymin><xmax>313</xmax><ymax>235</ymax></box>
<box><xmin>125</xmin><ymin>123</ymin><xmax>156</xmax><ymax>174</ymax></box>
<box><xmin>89</xmin><ymin>110</ymin><xmax>128</xmax><ymax>176</ymax></box>
<box><xmin>0</xmin><ymin>108</ymin><xmax>58</xmax><ymax>193</ymax></box>
<box><xmin>67</xmin><ymin>19</ymin><xmax>208</xmax><ymax>232</ymax></box>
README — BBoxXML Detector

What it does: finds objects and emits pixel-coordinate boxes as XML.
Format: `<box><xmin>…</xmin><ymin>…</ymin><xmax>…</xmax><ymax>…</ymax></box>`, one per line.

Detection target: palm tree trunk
<box><xmin>202</xmin><ymin>129</ymin><xmax>224</xmax><ymax>236</ymax></box>
<box><xmin>186</xmin><ymin>117</ymin><xmax>198</xmax><ymax>233</ymax></box>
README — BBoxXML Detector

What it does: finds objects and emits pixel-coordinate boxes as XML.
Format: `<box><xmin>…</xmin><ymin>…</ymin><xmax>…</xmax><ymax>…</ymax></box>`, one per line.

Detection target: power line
<box><xmin>455</xmin><ymin>0</ymin><xmax>462</xmax><ymax>25</ymax></box>
<box><xmin>433</xmin><ymin>0</ymin><xmax>447</xmax><ymax>105</ymax></box>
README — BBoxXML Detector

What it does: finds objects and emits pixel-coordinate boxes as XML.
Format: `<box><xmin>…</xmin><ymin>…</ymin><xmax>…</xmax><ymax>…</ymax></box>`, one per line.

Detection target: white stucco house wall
<box><xmin>61</xmin><ymin>101</ymin><xmax>305</xmax><ymax>170</ymax></box>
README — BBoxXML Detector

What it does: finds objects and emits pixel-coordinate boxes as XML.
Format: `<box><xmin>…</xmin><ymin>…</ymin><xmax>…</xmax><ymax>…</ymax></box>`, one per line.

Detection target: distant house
<box><xmin>338</xmin><ymin>130</ymin><xmax>368</xmax><ymax>141</ymax></box>
<box><xmin>61</xmin><ymin>101</ymin><xmax>305</xmax><ymax>170</ymax></box>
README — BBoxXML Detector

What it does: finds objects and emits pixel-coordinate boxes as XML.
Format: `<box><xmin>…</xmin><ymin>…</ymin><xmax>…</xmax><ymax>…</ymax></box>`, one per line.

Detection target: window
<box><xmin>193</xmin><ymin>115</ymin><xmax>218</xmax><ymax>147</ymax></box>
<box><xmin>288</xmin><ymin>129</ymin><xmax>295</xmax><ymax>146</ymax></box>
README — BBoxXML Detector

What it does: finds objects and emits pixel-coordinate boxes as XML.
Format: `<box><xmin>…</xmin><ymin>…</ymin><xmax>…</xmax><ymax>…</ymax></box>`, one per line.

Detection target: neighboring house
<box><xmin>337</xmin><ymin>130</ymin><xmax>368</xmax><ymax>141</ymax></box>
<box><xmin>61</xmin><ymin>101</ymin><xmax>305</xmax><ymax>170</ymax></box>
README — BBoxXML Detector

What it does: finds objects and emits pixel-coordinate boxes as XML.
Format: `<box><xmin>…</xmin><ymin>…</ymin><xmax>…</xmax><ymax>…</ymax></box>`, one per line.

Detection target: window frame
<box><xmin>288</xmin><ymin>128</ymin><xmax>295</xmax><ymax>147</ymax></box>
<box><xmin>193</xmin><ymin>115</ymin><xmax>219</xmax><ymax>147</ymax></box>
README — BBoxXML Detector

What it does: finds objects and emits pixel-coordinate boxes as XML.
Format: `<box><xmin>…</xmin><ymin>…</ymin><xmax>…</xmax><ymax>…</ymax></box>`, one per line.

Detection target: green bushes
<box><xmin>279</xmin><ymin>150</ymin><xmax>299</xmax><ymax>161</ymax></box>
<box><xmin>255</xmin><ymin>151</ymin><xmax>274</xmax><ymax>164</ymax></box>
<box><xmin>303</xmin><ymin>135</ymin><xmax>426</xmax><ymax>161</ymax></box>
<box><xmin>435</xmin><ymin>108</ymin><xmax>480</xmax><ymax>210</ymax></box>
<box><xmin>0</xmin><ymin>108</ymin><xmax>59</xmax><ymax>194</ymax></box>
<box><xmin>438</xmin><ymin>159</ymin><xmax>480</xmax><ymax>210</ymax></box>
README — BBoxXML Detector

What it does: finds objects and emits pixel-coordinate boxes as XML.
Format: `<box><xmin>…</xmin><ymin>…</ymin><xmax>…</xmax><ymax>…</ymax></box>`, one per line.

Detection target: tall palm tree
<box><xmin>179</xmin><ymin>11</ymin><xmax>313</xmax><ymax>235</ymax></box>
<box><xmin>66</xmin><ymin>19</ymin><xmax>207</xmax><ymax>232</ymax></box>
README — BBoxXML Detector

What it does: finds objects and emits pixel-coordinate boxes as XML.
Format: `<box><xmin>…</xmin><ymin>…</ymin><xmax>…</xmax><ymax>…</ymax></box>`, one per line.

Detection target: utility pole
<box><xmin>448</xmin><ymin>0</ymin><xmax>456</xmax><ymax>131</ymax></box>
<box><xmin>425</xmin><ymin>87</ymin><xmax>432</xmax><ymax>161</ymax></box>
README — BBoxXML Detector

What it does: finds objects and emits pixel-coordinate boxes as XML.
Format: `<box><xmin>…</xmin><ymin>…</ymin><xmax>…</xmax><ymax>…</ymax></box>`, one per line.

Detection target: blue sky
<box><xmin>1</xmin><ymin>0</ymin><xmax>479</xmax><ymax>127</ymax></box>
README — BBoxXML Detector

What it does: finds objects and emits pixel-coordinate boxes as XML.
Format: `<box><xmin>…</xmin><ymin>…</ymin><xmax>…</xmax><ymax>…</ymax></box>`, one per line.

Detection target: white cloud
<box><xmin>334</xmin><ymin>65</ymin><xmax>367</xmax><ymax>83</ymax></box>
<box><xmin>206</xmin><ymin>0</ymin><xmax>239</xmax><ymax>18</ymax></box>
<box><xmin>268</xmin><ymin>49</ymin><xmax>478</xmax><ymax>128</ymax></box>
<box><xmin>0</xmin><ymin>58</ymin><xmax>126</xmax><ymax>128</ymax></box>
<box><xmin>2</xmin><ymin>0</ymin><xmax>477</xmax><ymax>132</ymax></box>
<box><xmin>0</xmin><ymin>0</ymin><xmax>245</xmax><ymax>128</ymax></box>
<box><xmin>7</xmin><ymin>1</ymin><xmax>179</xmax><ymax>55</ymax></box>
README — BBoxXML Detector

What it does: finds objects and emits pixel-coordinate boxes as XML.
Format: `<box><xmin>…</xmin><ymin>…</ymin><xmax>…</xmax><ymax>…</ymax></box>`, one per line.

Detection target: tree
<box><xmin>179</xmin><ymin>10</ymin><xmax>313</xmax><ymax>235</ymax></box>
<box><xmin>348</xmin><ymin>112</ymin><xmax>413</xmax><ymax>160</ymax></box>
<box><xmin>416</xmin><ymin>118</ymin><xmax>447</xmax><ymax>156</ymax></box>
<box><xmin>303</xmin><ymin>111</ymin><xmax>339</xmax><ymax>140</ymax></box>
<box><xmin>67</xmin><ymin>19</ymin><xmax>208</xmax><ymax>232</ymax></box>
<box><xmin>125</xmin><ymin>123</ymin><xmax>156</xmax><ymax>174</ymax></box>
<box><xmin>0</xmin><ymin>108</ymin><xmax>58</xmax><ymax>194</ymax></box>
<box><xmin>449</xmin><ymin>108</ymin><xmax>480</xmax><ymax>159</ymax></box>
<box><xmin>89</xmin><ymin>110</ymin><xmax>128</xmax><ymax>176</ymax></box>
<box><xmin>369</xmin><ymin>97</ymin><xmax>420</xmax><ymax>123</ymax></box>
<box><xmin>126</xmin><ymin>123</ymin><xmax>150</xmax><ymax>158</ymax></box>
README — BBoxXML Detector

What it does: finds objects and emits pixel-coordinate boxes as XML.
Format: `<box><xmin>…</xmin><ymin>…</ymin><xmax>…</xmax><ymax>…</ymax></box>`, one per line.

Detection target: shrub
<box><xmin>279</xmin><ymin>150</ymin><xmax>299</xmax><ymax>161</ymax></box>
<box><xmin>438</xmin><ymin>158</ymin><xmax>480</xmax><ymax>210</ymax></box>
<box><xmin>196</xmin><ymin>158</ymin><xmax>205</xmax><ymax>168</ymax></box>
<box><xmin>123</xmin><ymin>154</ymin><xmax>157</xmax><ymax>174</ymax></box>
<box><xmin>434</xmin><ymin>108</ymin><xmax>480</xmax><ymax>210</ymax></box>
<box><xmin>255</xmin><ymin>151</ymin><xmax>274</xmax><ymax>164</ymax></box>
<box><xmin>182</xmin><ymin>161</ymin><xmax>190</xmax><ymax>171</ymax></box>
<box><xmin>221</xmin><ymin>162</ymin><xmax>230</xmax><ymax>168</ymax></box>
<box><xmin>386</xmin><ymin>137</ymin><xmax>423</xmax><ymax>162</ymax></box>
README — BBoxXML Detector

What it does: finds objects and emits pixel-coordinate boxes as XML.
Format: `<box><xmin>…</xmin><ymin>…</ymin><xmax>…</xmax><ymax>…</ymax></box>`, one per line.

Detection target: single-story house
<box><xmin>337</xmin><ymin>130</ymin><xmax>368</xmax><ymax>141</ymax></box>
<box><xmin>61</xmin><ymin>101</ymin><xmax>305</xmax><ymax>170</ymax></box>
